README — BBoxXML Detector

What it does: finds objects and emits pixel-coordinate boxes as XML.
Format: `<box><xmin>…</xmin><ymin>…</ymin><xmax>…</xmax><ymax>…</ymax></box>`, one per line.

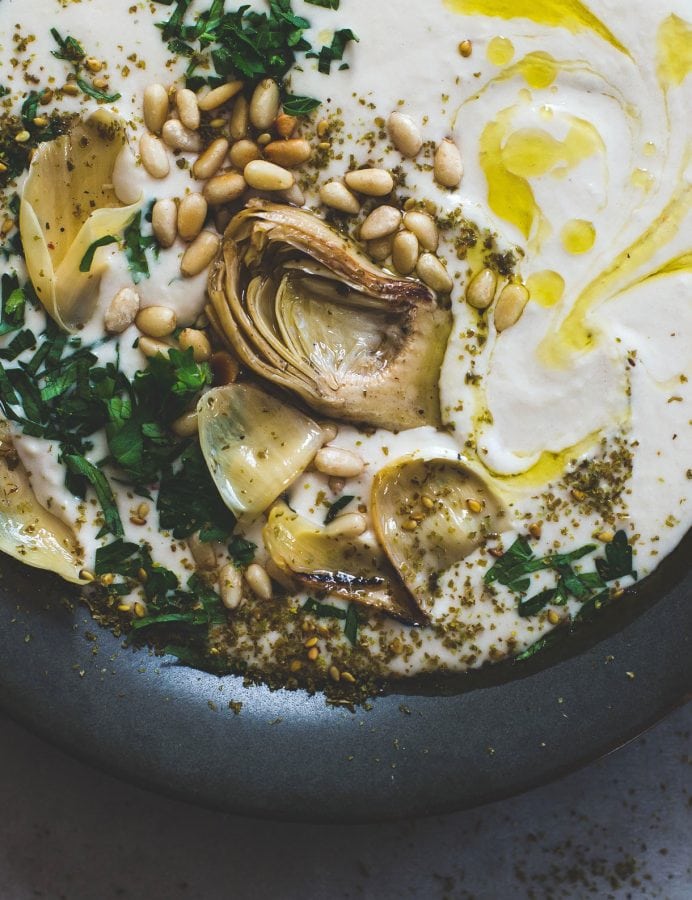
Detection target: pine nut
<box><xmin>494</xmin><ymin>283</ymin><xmax>530</xmax><ymax>332</ymax></box>
<box><xmin>314</xmin><ymin>447</ymin><xmax>364</xmax><ymax>478</ymax></box>
<box><xmin>466</xmin><ymin>268</ymin><xmax>498</xmax><ymax>310</ymax></box>
<box><xmin>245</xmin><ymin>563</ymin><xmax>273</xmax><ymax>600</ymax></box>
<box><xmin>177</xmin><ymin>192</ymin><xmax>208</xmax><ymax>242</ymax></box>
<box><xmin>175</xmin><ymin>88</ymin><xmax>200</xmax><ymax>131</ymax></box>
<box><xmin>344</xmin><ymin>168</ymin><xmax>394</xmax><ymax>197</ymax></box>
<box><xmin>368</xmin><ymin>234</ymin><xmax>394</xmax><ymax>262</ymax></box>
<box><xmin>172</xmin><ymin>410</ymin><xmax>200</xmax><ymax>438</ymax></box>
<box><xmin>387</xmin><ymin>111</ymin><xmax>423</xmax><ymax>158</ymax></box>
<box><xmin>219</xmin><ymin>563</ymin><xmax>243</xmax><ymax>610</ymax></box>
<box><xmin>104</xmin><ymin>287</ymin><xmax>140</xmax><ymax>334</ymax></box>
<box><xmin>434</xmin><ymin>138</ymin><xmax>463</xmax><ymax>188</ymax></box>
<box><xmin>329</xmin><ymin>477</ymin><xmax>346</xmax><ymax>494</ymax></box>
<box><xmin>152</xmin><ymin>198</ymin><xmax>178</xmax><ymax>248</ymax></box>
<box><xmin>275</xmin><ymin>113</ymin><xmax>297</xmax><ymax>138</ymax></box>
<box><xmin>203</xmin><ymin>172</ymin><xmax>246</xmax><ymax>206</ymax></box>
<box><xmin>249</xmin><ymin>78</ymin><xmax>280</xmax><ymax>131</ymax></box>
<box><xmin>360</xmin><ymin>205</ymin><xmax>402</xmax><ymax>241</ymax></box>
<box><xmin>264</xmin><ymin>139</ymin><xmax>311</xmax><ymax>168</ymax></box>
<box><xmin>244</xmin><ymin>160</ymin><xmax>293</xmax><ymax>191</ymax></box>
<box><xmin>229</xmin><ymin>139</ymin><xmax>261</xmax><ymax>170</ymax></box>
<box><xmin>197</xmin><ymin>80</ymin><xmax>243</xmax><ymax>111</ymax></box>
<box><xmin>403</xmin><ymin>210</ymin><xmax>439</xmax><ymax>252</ymax></box>
<box><xmin>140</xmin><ymin>133</ymin><xmax>170</xmax><ymax>179</ymax></box>
<box><xmin>192</xmin><ymin>138</ymin><xmax>229</xmax><ymax>180</ymax></box>
<box><xmin>392</xmin><ymin>229</ymin><xmax>419</xmax><ymax>275</ymax></box>
<box><xmin>229</xmin><ymin>94</ymin><xmax>249</xmax><ymax>140</ymax></box>
<box><xmin>162</xmin><ymin>119</ymin><xmax>202</xmax><ymax>153</ymax></box>
<box><xmin>280</xmin><ymin>183</ymin><xmax>305</xmax><ymax>207</ymax></box>
<box><xmin>256</xmin><ymin>132</ymin><xmax>272</xmax><ymax>147</ymax></box>
<box><xmin>187</xmin><ymin>532</ymin><xmax>216</xmax><ymax>569</ymax></box>
<box><xmin>138</xmin><ymin>336</ymin><xmax>173</xmax><ymax>358</ymax></box>
<box><xmin>319</xmin><ymin>181</ymin><xmax>360</xmax><ymax>215</ymax></box>
<box><xmin>417</xmin><ymin>253</ymin><xmax>453</xmax><ymax>292</ymax></box>
<box><xmin>136</xmin><ymin>305</ymin><xmax>177</xmax><ymax>338</ymax></box>
<box><xmin>179</xmin><ymin>327</ymin><xmax>212</xmax><ymax>362</ymax></box>
<box><xmin>143</xmin><ymin>83</ymin><xmax>169</xmax><ymax>134</ymax></box>
<box><xmin>321</xmin><ymin>423</ymin><xmax>339</xmax><ymax>444</ymax></box>
<box><xmin>325</xmin><ymin>512</ymin><xmax>368</xmax><ymax>539</ymax></box>
<box><xmin>459</xmin><ymin>39</ymin><xmax>473</xmax><ymax>57</ymax></box>
<box><xmin>181</xmin><ymin>231</ymin><xmax>220</xmax><ymax>277</ymax></box>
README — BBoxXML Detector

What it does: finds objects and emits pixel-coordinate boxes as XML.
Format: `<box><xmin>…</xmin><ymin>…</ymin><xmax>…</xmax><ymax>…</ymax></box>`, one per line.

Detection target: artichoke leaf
<box><xmin>0</xmin><ymin>424</ymin><xmax>85</xmax><ymax>583</ymax></box>
<box><xmin>263</xmin><ymin>502</ymin><xmax>425</xmax><ymax>625</ymax></box>
<box><xmin>371</xmin><ymin>452</ymin><xmax>508</xmax><ymax>614</ymax></box>
<box><xmin>19</xmin><ymin>111</ymin><xmax>141</xmax><ymax>331</ymax></box>
<box><xmin>197</xmin><ymin>383</ymin><xmax>324</xmax><ymax>524</ymax></box>
<box><xmin>208</xmin><ymin>201</ymin><xmax>453</xmax><ymax>431</ymax></box>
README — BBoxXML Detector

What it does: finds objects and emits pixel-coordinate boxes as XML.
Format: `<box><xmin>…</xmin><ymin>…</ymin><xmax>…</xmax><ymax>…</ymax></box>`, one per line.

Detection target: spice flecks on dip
<box><xmin>0</xmin><ymin>0</ymin><xmax>689</xmax><ymax>697</ymax></box>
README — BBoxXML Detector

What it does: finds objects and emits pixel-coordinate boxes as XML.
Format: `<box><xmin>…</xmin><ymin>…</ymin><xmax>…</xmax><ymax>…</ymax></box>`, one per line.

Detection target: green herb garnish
<box><xmin>123</xmin><ymin>210</ymin><xmax>158</xmax><ymax>283</ymax></box>
<box><xmin>79</xmin><ymin>235</ymin><xmax>118</xmax><ymax>273</ymax></box>
<box><xmin>64</xmin><ymin>453</ymin><xmax>124</xmax><ymax>538</ymax></box>
<box><xmin>228</xmin><ymin>535</ymin><xmax>257</xmax><ymax>568</ymax></box>
<box><xmin>324</xmin><ymin>494</ymin><xmax>355</xmax><ymax>524</ymax></box>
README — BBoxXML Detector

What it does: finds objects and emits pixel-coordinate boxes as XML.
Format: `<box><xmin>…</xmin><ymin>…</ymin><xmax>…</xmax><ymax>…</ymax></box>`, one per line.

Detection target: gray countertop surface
<box><xmin>0</xmin><ymin>701</ymin><xmax>689</xmax><ymax>899</ymax></box>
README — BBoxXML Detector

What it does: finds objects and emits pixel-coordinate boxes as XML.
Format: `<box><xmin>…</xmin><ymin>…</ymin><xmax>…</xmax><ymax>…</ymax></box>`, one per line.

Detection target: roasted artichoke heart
<box><xmin>207</xmin><ymin>201</ymin><xmax>452</xmax><ymax>431</ymax></box>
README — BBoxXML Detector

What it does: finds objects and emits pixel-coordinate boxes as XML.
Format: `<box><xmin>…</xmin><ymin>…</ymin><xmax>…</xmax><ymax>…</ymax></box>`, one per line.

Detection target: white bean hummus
<box><xmin>0</xmin><ymin>0</ymin><xmax>689</xmax><ymax>696</ymax></box>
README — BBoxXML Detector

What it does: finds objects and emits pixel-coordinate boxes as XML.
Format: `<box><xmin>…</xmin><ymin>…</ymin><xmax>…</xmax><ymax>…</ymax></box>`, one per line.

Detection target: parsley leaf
<box><xmin>123</xmin><ymin>210</ymin><xmax>158</xmax><ymax>283</ymax></box>
<box><xmin>64</xmin><ymin>453</ymin><xmax>124</xmax><ymax>538</ymax></box>
<box><xmin>79</xmin><ymin>235</ymin><xmax>118</xmax><ymax>272</ymax></box>
<box><xmin>0</xmin><ymin>274</ymin><xmax>27</xmax><ymax>337</ymax></box>
<box><xmin>344</xmin><ymin>603</ymin><xmax>359</xmax><ymax>645</ymax></box>
<box><xmin>302</xmin><ymin>597</ymin><xmax>347</xmax><ymax>620</ymax></box>
<box><xmin>228</xmin><ymin>535</ymin><xmax>257</xmax><ymax>568</ymax></box>
<box><xmin>324</xmin><ymin>494</ymin><xmax>355</xmax><ymax>524</ymax></box>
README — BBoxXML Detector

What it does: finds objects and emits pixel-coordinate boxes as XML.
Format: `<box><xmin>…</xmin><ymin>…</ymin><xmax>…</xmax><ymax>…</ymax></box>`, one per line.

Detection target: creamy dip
<box><xmin>0</xmin><ymin>0</ymin><xmax>690</xmax><ymax>694</ymax></box>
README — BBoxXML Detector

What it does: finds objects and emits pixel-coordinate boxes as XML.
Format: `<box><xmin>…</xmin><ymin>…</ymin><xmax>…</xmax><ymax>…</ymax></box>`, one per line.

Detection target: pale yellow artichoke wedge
<box><xmin>19</xmin><ymin>111</ymin><xmax>141</xmax><ymax>332</ymax></box>
<box><xmin>0</xmin><ymin>423</ymin><xmax>85</xmax><ymax>583</ymax></box>
<box><xmin>207</xmin><ymin>201</ymin><xmax>452</xmax><ymax>431</ymax></box>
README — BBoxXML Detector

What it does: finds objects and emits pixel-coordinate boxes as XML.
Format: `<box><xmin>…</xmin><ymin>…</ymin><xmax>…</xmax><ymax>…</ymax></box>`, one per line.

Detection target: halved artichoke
<box><xmin>207</xmin><ymin>201</ymin><xmax>452</xmax><ymax>431</ymax></box>
<box><xmin>20</xmin><ymin>111</ymin><xmax>141</xmax><ymax>331</ymax></box>
<box><xmin>197</xmin><ymin>382</ymin><xmax>324</xmax><ymax>524</ymax></box>
<box><xmin>371</xmin><ymin>452</ymin><xmax>507</xmax><ymax>614</ymax></box>
<box><xmin>263</xmin><ymin>502</ymin><xmax>424</xmax><ymax>624</ymax></box>
<box><xmin>0</xmin><ymin>423</ymin><xmax>84</xmax><ymax>583</ymax></box>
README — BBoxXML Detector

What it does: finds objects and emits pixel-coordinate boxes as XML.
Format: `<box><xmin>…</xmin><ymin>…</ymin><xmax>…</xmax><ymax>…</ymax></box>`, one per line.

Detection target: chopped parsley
<box><xmin>324</xmin><ymin>494</ymin><xmax>355</xmax><ymax>524</ymax></box>
<box><xmin>123</xmin><ymin>210</ymin><xmax>158</xmax><ymax>283</ymax></box>
<box><xmin>50</xmin><ymin>28</ymin><xmax>122</xmax><ymax>103</ymax></box>
<box><xmin>79</xmin><ymin>235</ymin><xmax>119</xmax><ymax>273</ymax></box>
<box><xmin>228</xmin><ymin>535</ymin><xmax>257</xmax><ymax>568</ymax></box>
<box><xmin>302</xmin><ymin>597</ymin><xmax>360</xmax><ymax>645</ymax></box>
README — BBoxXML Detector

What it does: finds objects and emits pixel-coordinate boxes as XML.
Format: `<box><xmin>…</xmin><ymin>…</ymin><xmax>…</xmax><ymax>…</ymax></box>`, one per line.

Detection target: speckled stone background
<box><xmin>0</xmin><ymin>702</ymin><xmax>689</xmax><ymax>899</ymax></box>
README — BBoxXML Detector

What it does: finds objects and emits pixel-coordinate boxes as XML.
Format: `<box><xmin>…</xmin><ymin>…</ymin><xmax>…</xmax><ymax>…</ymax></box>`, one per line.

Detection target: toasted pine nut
<box><xmin>392</xmin><ymin>229</ymin><xmax>419</xmax><ymax>275</ymax></box>
<box><xmin>466</xmin><ymin>268</ymin><xmax>498</xmax><ymax>310</ymax></box>
<box><xmin>143</xmin><ymin>83</ymin><xmax>169</xmax><ymax>134</ymax></box>
<box><xmin>321</xmin><ymin>423</ymin><xmax>339</xmax><ymax>444</ymax></box>
<box><xmin>136</xmin><ymin>305</ymin><xmax>177</xmax><ymax>338</ymax></box>
<box><xmin>344</xmin><ymin>168</ymin><xmax>394</xmax><ymax>197</ymax></box>
<box><xmin>275</xmin><ymin>113</ymin><xmax>297</xmax><ymax>138</ymax></box>
<box><xmin>264</xmin><ymin>138</ymin><xmax>311</xmax><ymax>168</ymax></box>
<box><xmin>229</xmin><ymin>139</ymin><xmax>261</xmax><ymax>170</ymax></box>
<box><xmin>459</xmin><ymin>39</ymin><xmax>473</xmax><ymax>57</ymax></box>
<box><xmin>162</xmin><ymin>119</ymin><xmax>202</xmax><ymax>153</ymax></box>
<box><xmin>319</xmin><ymin>181</ymin><xmax>360</xmax><ymax>215</ymax></box>
<box><xmin>175</xmin><ymin>88</ymin><xmax>200</xmax><ymax>131</ymax></box>
<box><xmin>314</xmin><ymin>447</ymin><xmax>364</xmax><ymax>478</ymax></box>
<box><xmin>177</xmin><ymin>192</ymin><xmax>208</xmax><ymax>242</ymax></box>
<box><xmin>403</xmin><ymin>210</ymin><xmax>439</xmax><ymax>252</ymax></box>
<box><xmin>244</xmin><ymin>159</ymin><xmax>294</xmax><ymax>191</ymax></box>
<box><xmin>256</xmin><ymin>132</ymin><xmax>272</xmax><ymax>147</ymax></box>
<box><xmin>138</xmin><ymin>336</ymin><xmax>173</xmax><ymax>358</ymax></box>
<box><xmin>280</xmin><ymin>182</ymin><xmax>305</xmax><ymax>207</ymax></box>
<box><xmin>494</xmin><ymin>283</ymin><xmax>530</xmax><ymax>332</ymax></box>
<box><xmin>152</xmin><ymin>198</ymin><xmax>178</xmax><ymax>248</ymax></box>
<box><xmin>187</xmin><ymin>532</ymin><xmax>216</xmax><ymax>568</ymax></box>
<box><xmin>219</xmin><ymin>563</ymin><xmax>243</xmax><ymax>610</ymax></box>
<box><xmin>417</xmin><ymin>253</ymin><xmax>453</xmax><ymax>292</ymax></box>
<box><xmin>192</xmin><ymin>138</ymin><xmax>229</xmax><ymax>180</ymax></box>
<box><xmin>325</xmin><ymin>512</ymin><xmax>368</xmax><ymax>539</ymax></box>
<box><xmin>249</xmin><ymin>78</ymin><xmax>280</xmax><ymax>131</ymax></box>
<box><xmin>140</xmin><ymin>133</ymin><xmax>170</xmax><ymax>178</ymax></box>
<box><xmin>360</xmin><ymin>205</ymin><xmax>402</xmax><ymax>241</ymax></box>
<box><xmin>434</xmin><ymin>138</ymin><xmax>463</xmax><ymax>188</ymax></box>
<box><xmin>387</xmin><ymin>111</ymin><xmax>423</xmax><ymax>158</ymax></box>
<box><xmin>368</xmin><ymin>234</ymin><xmax>394</xmax><ymax>262</ymax></box>
<box><xmin>104</xmin><ymin>287</ymin><xmax>140</xmax><ymax>334</ymax></box>
<box><xmin>179</xmin><ymin>327</ymin><xmax>212</xmax><ymax>362</ymax></box>
<box><xmin>181</xmin><ymin>231</ymin><xmax>220</xmax><ymax>277</ymax></box>
<box><xmin>197</xmin><ymin>80</ymin><xmax>243</xmax><ymax>111</ymax></box>
<box><xmin>172</xmin><ymin>410</ymin><xmax>200</xmax><ymax>438</ymax></box>
<box><xmin>245</xmin><ymin>563</ymin><xmax>273</xmax><ymax>600</ymax></box>
<box><xmin>203</xmin><ymin>172</ymin><xmax>246</xmax><ymax>206</ymax></box>
<box><xmin>211</xmin><ymin>350</ymin><xmax>240</xmax><ymax>385</ymax></box>
<box><xmin>229</xmin><ymin>94</ymin><xmax>249</xmax><ymax>140</ymax></box>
